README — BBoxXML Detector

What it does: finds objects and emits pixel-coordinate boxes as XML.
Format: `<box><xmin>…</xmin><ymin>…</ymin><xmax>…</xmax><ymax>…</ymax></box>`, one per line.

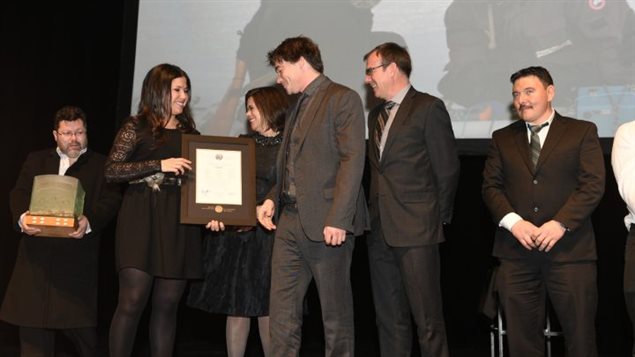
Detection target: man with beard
<box><xmin>1</xmin><ymin>106</ymin><xmax>121</xmax><ymax>356</ymax></box>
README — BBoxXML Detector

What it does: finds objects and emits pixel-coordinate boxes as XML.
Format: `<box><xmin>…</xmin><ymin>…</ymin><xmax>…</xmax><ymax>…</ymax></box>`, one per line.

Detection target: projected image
<box><xmin>200</xmin><ymin>0</ymin><xmax>406</xmax><ymax>136</ymax></box>
<box><xmin>440</xmin><ymin>0</ymin><xmax>635</xmax><ymax>138</ymax></box>
<box><xmin>133</xmin><ymin>0</ymin><xmax>635</xmax><ymax>139</ymax></box>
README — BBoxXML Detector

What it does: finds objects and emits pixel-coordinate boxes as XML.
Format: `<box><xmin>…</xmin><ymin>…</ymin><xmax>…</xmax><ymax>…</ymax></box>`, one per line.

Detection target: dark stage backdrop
<box><xmin>0</xmin><ymin>3</ymin><xmax>134</xmax><ymax>355</ymax></box>
<box><xmin>0</xmin><ymin>2</ymin><xmax>631</xmax><ymax>356</ymax></box>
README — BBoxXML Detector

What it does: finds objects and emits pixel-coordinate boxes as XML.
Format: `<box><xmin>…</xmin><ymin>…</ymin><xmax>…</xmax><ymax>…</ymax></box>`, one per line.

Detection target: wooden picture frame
<box><xmin>180</xmin><ymin>134</ymin><xmax>256</xmax><ymax>226</ymax></box>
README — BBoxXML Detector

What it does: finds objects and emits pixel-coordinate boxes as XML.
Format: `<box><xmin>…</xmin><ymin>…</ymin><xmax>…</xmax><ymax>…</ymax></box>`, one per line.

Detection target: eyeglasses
<box><xmin>56</xmin><ymin>130</ymin><xmax>86</xmax><ymax>138</ymax></box>
<box><xmin>365</xmin><ymin>63</ymin><xmax>388</xmax><ymax>76</ymax></box>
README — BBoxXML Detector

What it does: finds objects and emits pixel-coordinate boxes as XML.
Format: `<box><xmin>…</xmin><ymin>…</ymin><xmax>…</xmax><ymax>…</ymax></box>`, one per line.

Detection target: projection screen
<box><xmin>132</xmin><ymin>0</ymin><xmax>635</xmax><ymax>140</ymax></box>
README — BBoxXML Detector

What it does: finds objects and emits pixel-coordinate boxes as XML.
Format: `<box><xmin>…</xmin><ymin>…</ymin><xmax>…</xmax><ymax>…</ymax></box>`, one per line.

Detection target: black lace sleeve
<box><xmin>104</xmin><ymin>119</ymin><xmax>161</xmax><ymax>183</ymax></box>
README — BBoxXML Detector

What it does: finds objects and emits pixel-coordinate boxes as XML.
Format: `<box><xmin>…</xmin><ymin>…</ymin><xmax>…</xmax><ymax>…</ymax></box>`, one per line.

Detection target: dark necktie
<box><xmin>529</xmin><ymin>122</ymin><xmax>549</xmax><ymax>168</ymax></box>
<box><xmin>374</xmin><ymin>101</ymin><xmax>396</xmax><ymax>151</ymax></box>
<box><xmin>287</xmin><ymin>93</ymin><xmax>308</xmax><ymax>136</ymax></box>
<box><xmin>281</xmin><ymin>93</ymin><xmax>308</xmax><ymax>203</ymax></box>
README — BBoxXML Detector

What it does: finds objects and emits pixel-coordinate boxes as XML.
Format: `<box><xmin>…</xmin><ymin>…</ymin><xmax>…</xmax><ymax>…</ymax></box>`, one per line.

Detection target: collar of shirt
<box><xmin>387</xmin><ymin>84</ymin><xmax>411</xmax><ymax>108</ymax></box>
<box><xmin>526</xmin><ymin>108</ymin><xmax>555</xmax><ymax>144</ymax></box>
<box><xmin>378</xmin><ymin>85</ymin><xmax>411</xmax><ymax>158</ymax></box>
<box><xmin>301</xmin><ymin>74</ymin><xmax>327</xmax><ymax>98</ymax></box>
<box><xmin>56</xmin><ymin>147</ymin><xmax>87</xmax><ymax>175</ymax></box>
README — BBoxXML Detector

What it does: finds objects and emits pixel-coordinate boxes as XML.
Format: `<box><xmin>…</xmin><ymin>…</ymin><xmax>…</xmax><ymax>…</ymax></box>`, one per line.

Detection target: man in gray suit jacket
<box><xmin>482</xmin><ymin>66</ymin><xmax>605</xmax><ymax>356</ymax></box>
<box><xmin>363</xmin><ymin>42</ymin><xmax>460</xmax><ymax>357</ymax></box>
<box><xmin>257</xmin><ymin>36</ymin><xmax>367</xmax><ymax>357</ymax></box>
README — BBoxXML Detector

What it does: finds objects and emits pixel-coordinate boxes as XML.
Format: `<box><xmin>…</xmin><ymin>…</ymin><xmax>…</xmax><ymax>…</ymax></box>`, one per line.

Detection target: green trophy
<box><xmin>25</xmin><ymin>174</ymin><xmax>85</xmax><ymax>238</ymax></box>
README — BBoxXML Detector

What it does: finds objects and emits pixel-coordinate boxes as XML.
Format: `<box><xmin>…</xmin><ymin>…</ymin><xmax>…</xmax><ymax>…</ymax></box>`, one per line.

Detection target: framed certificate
<box><xmin>180</xmin><ymin>134</ymin><xmax>256</xmax><ymax>225</ymax></box>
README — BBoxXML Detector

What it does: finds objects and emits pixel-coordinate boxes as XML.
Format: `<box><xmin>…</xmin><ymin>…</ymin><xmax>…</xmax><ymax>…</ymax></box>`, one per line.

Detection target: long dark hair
<box><xmin>137</xmin><ymin>63</ymin><xmax>196</xmax><ymax>144</ymax></box>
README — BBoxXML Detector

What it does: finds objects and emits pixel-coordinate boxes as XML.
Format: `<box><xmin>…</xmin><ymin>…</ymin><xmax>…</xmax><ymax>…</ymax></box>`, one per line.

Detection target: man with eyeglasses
<box><xmin>363</xmin><ymin>42</ymin><xmax>460</xmax><ymax>357</ymax></box>
<box><xmin>1</xmin><ymin>105</ymin><xmax>121</xmax><ymax>356</ymax></box>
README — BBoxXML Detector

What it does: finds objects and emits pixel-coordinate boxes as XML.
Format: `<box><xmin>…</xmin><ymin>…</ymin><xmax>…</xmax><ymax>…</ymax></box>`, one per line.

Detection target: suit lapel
<box><xmin>292</xmin><ymin>80</ymin><xmax>331</xmax><ymax>154</ymax></box>
<box><xmin>380</xmin><ymin>87</ymin><xmax>416</xmax><ymax>165</ymax></box>
<box><xmin>368</xmin><ymin>109</ymin><xmax>381</xmax><ymax>168</ymax></box>
<box><xmin>535</xmin><ymin>114</ymin><xmax>566</xmax><ymax>171</ymax></box>
<box><xmin>45</xmin><ymin>149</ymin><xmax>61</xmax><ymax>174</ymax></box>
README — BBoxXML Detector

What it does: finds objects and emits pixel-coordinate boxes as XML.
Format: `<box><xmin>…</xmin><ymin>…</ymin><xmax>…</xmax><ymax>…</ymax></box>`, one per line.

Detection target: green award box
<box><xmin>25</xmin><ymin>174</ymin><xmax>85</xmax><ymax>238</ymax></box>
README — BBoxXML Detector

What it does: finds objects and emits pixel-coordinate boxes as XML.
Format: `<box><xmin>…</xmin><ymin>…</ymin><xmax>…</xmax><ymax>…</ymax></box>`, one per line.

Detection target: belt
<box><xmin>281</xmin><ymin>191</ymin><xmax>296</xmax><ymax>205</ymax></box>
<box><xmin>129</xmin><ymin>173</ymin><xmax>181</xmax><ymax>191</ymax></box>
<box><xmin>158</xmin><ymin>177</ymin><xmax>181</xmax><ymax>186</ymax></box>
<box><xmin>280</xmin><ymin>193</ymin><xmax>296</xmax><ymax>208</ymax></box>
<box><xmin>282</xmin><ymin>202</ymin><xmax>298</xmax><ymax>212</ymax></box>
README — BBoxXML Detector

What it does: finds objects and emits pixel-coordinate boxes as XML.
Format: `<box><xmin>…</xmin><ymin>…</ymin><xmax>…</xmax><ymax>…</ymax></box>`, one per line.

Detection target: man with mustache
<box><xmin>1</xmin><ymin>106</ymin><xmax>121</xmax><ymax>356</ymax></box>
<box><xmin>482</xmin><ymin>66</ymin><xmax>605</xmax><ymax>356</ymax></box>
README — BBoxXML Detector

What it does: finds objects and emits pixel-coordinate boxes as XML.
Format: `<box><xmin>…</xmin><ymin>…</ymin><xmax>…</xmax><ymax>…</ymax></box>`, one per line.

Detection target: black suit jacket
<box><xmin>368</xmin><ymin>87</ymin><xmax>460</xmax><ymax>247</ymax></box>
<box><xmin>482</xmin><ymin>113</ymin><xmax>605</xmax><ymax>262</ymax></box>
<box><xmin>1</xmin><ymin>149</ymin><xmax>121</xmax><ymax>328</ymax></box>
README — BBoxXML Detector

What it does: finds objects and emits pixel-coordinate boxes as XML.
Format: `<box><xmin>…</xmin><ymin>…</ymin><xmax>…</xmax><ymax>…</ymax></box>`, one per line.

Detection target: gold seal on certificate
<box><xmin>25</xmin><ymin>174</ymin><xmax>85</xmax><ymax>238</ymax></box>
<box><xmin>180</xmin><ymin>134</ymin><xmax>256</xmax><ymax>226</ymax></box>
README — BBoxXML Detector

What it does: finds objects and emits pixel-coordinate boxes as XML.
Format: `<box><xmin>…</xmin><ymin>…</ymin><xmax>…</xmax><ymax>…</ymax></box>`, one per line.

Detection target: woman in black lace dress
<box><xmin>105</xmin><ymin>63</ymin><xmax>202</xmax><ymax>357</ymax></box>
<box><xmin>187</xmin><ymin>86</ymin><xmax>289</xmax><ymax>357</ymax></box>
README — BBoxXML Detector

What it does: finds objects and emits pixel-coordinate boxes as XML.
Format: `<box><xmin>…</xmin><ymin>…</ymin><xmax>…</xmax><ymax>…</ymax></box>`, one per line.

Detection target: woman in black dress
<box><xmin>105</xmin><ymin>63</ymin><xmax>202</xmax><ymax>357</ymax></box>
<box><xmin>188</xmin><ymin>86</ymin><xmax>289</xmax><ymax>357</ymax></box>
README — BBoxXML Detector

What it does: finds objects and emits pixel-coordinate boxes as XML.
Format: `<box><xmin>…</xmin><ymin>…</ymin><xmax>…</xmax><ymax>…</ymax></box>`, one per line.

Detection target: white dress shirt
<box><xmin>612</xmin><ymin>120</ymin><xmax>635</xmax><ymax>230</ymax></box>
<box><xmin>499</xmin><ymin>109</ymin><xmax>555</xmax><ymax>231</ymax></box>
<box><xmin>378</xmin><ymin>85</ymin><xmax>411</xmax><ymax>158</ymax></box>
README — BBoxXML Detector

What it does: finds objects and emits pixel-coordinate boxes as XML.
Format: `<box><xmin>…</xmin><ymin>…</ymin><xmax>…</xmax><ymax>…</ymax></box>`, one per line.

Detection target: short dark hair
<box><xmin>510</xmin><ymin>66</ymin><xmax>554</xmax><ymax>88</ymax></box>
<box><xmin>54</xmin><ymin>105</ymin><xmax>87</xmax><ymax>130</ymax></box>
<box><xmin>364</xmin><ymin>42</ymin><xmax>412</xmax><ymax>78</ymax></box>
<box><xmin>267</xmin><ymin>36</ymin><xmax>324</xmax><ymax>73</ymax></box>
<box><xmin>245</xmin><ymin>86</ymin><xmax>290</xmax><ymax>133</ymax></box>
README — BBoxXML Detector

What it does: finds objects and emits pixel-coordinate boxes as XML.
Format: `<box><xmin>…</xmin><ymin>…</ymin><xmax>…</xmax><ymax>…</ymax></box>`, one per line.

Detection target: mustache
<box><xmin>66</xmin><ymin>141</ymin><xmax>84</xmax><ymax>149</ymax></box>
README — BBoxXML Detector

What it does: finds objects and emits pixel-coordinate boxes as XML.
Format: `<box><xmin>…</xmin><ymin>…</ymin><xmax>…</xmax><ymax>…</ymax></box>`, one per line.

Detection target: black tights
<box><xmin>109</xmin><ymin>268</ymin><xmax>186</xmax><ymax>357</ymax></box>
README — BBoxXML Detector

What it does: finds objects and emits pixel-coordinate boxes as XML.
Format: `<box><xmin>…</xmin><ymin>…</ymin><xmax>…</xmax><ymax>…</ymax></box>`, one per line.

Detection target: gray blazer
<box><xmin>268</xmin><ymin>76</ymin><xmax>368</xmax><ymax>241</ymax></box>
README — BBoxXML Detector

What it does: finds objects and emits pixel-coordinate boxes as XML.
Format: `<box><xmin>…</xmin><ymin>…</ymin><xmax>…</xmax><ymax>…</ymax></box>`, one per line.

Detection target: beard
<box><xmin>62</xmin><ymin>142</ymin><xmax>85</xmax><ymax>158</ymax></box>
